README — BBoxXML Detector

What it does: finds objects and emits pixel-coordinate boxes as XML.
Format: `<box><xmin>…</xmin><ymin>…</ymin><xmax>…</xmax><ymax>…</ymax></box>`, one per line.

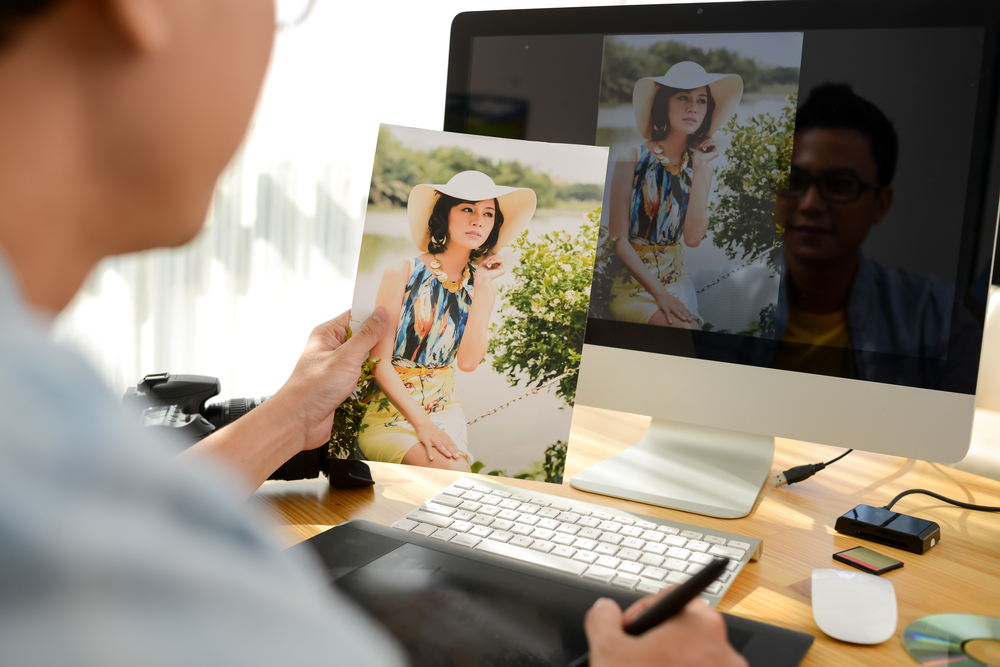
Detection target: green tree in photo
<box><xmin>487</xmin><ymin>209</ymin><xmax>599</xmax><ymax>406</ymax></box>
<box><xmin>708</xmin><ymin>93</ymin><xmax>797</xmax><ymax>271</ymax></box>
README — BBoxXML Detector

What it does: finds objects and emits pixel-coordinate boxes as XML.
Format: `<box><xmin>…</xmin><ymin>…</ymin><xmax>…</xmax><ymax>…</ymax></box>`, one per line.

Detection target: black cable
<box><xmin>883</xmin><ymin>489</ymin><xmax>1000</xmax><ymax>512</ymax></box>
<box><xmin>772</xmin><ymin>449</ymin><xmax>853</xmax><ymax>487</ymax></box>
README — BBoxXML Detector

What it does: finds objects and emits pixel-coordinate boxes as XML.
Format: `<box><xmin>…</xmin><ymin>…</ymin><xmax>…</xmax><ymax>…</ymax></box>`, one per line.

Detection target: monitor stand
<box><xmin>569</xmin><ymin>418</ymin><xmax>774</xmax><ymax>519</ymax></box>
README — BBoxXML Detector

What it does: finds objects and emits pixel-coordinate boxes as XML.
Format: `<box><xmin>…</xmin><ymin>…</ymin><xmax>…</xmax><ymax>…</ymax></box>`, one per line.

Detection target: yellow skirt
<box><xmin>357</xmin><ymin>365</ymin><xmax>471</xmax><ymax>464</ymax></box>
<box><xmin>609</xmin><ymin>243</ymin><xmax>701</xmax><ymax>325</ymax></box>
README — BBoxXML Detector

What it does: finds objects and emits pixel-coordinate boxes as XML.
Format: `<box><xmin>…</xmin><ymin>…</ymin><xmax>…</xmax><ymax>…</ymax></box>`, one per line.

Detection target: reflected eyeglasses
<box><xmin>276</xmin><ymin>0</ymin><xmax>317</xmax><ymax>30</ymax></box>
<box><xmin>779</xmin><ymin>167</ymin><xmax>882</xmax><ymax>203</ymax></box>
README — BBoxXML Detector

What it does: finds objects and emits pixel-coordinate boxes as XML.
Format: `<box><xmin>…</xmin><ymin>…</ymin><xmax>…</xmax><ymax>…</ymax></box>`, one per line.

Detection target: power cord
<box><xmin>772</xmin><ymin>449</ymin><xmax>853</xmax><ymax>487</ymax></box>
<box><xmin>883</xmin><ymin>489</ymin><xmax>1000</xmax><ymax>512</ymax></box>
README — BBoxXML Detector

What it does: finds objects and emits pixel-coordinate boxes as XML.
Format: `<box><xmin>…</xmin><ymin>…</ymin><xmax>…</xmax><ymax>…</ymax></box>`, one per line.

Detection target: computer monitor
<box><xmin>444</xmin><ymin>0</ymin><xmax>1000</xmax><ymax>517</ymax></box>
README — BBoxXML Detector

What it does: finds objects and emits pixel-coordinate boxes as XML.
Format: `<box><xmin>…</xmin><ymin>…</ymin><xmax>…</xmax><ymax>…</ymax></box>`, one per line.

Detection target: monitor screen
<box><xmin>444</xmin><ymin>0</ymin><xmax>1000</xmax><ymax>515</ymax></box>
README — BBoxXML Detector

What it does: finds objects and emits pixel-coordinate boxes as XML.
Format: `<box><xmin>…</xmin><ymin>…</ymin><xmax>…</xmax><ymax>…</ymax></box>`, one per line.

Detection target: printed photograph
<box><xmin>343</xmin><ymin>125</ymin><xmax>608</xmax><ymax>482</ymax></box>
<box><xmin>590</xmin><ymin>33</ymin><xmax>804</xmax><ymax>337</ymax></box>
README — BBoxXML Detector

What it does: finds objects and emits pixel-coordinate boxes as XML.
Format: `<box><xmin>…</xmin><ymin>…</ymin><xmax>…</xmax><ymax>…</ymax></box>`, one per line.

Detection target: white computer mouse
<box><xmin>811</xmin><ymin>568</ymin><xmax>898</xmax><ymax>644</ymax></box>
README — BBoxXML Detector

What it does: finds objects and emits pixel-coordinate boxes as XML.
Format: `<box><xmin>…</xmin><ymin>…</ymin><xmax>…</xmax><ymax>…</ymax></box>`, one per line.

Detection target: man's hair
<box><xmin>797</xmin><ymin>83</ymin><xmax>898</xmax><ymax>186</ymax></box>
<box><xmin>1</xmin><ymin>0</ymin><xmax>58</xmax><ymax>48</ymax></box>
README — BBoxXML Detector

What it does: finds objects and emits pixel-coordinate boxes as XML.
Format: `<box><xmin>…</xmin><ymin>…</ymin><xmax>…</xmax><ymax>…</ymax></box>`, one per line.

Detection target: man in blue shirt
<box><xmin>0</xmin><ymin>2</ymin><xmax>745</xmax><ymax>666</ymax></box>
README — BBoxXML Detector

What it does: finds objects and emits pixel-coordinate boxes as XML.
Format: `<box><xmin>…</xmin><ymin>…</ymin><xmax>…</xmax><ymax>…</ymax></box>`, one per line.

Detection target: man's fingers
<box><xmin>622</xmin><ymin>587</ymin><xmax>672</xmax><ymax>626</ymax></box>
<box><xmin>584</xmin><ymin>597</ymin><xmax>624</xmax><ymax>645</ymax></box>
<box><xmin>332</xmin><ymin>308</ymin><xmax>388</xmax><ymax>362</ymax></box>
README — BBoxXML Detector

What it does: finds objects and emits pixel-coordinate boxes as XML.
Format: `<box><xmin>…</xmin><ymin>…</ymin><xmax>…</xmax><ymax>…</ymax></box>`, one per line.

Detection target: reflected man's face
<box><xmin>776</xmin><ymin>128</ymin><xmax>893</xmax><ymax>269</ymax></box>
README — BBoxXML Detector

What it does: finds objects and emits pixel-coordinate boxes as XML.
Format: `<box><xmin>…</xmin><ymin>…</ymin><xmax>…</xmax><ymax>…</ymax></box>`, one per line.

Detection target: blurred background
<box><xmin>53</xmin><ymin>0</ymin><xmax>725</xmax><ymax>400</ymax></box>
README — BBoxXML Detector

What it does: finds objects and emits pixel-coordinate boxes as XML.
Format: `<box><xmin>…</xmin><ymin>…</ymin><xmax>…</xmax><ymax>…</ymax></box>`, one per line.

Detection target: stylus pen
<box><xmin>567</xmin><ymin>557</ymin><xmax>730</xmax><ymax>667</ymax></box>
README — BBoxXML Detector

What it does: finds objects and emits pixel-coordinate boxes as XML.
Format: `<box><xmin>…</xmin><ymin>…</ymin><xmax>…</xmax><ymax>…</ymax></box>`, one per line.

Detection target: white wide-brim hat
<box><xmin>407</xmin><ymin>170</ymin><xmax>537</xmax><ymax>254</ymax></box>
<box><xmin>633</xmin><ymin>61</ymin><xmax>744</xmax><ymax>141</ymax></box>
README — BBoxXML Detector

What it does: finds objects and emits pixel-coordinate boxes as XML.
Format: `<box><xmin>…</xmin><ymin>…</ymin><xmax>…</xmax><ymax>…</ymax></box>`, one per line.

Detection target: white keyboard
<box><xmin>389</xmin><ymin>476</ymin><xmax>762</xmax><ymax>607</ymax></box>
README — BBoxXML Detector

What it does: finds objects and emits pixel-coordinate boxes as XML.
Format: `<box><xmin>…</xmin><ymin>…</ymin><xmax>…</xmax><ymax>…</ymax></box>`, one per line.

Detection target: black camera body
<box><xmin>124</xmin><ymin>373</ymin><xmax>372</xmax><ymax>487</ymax></box>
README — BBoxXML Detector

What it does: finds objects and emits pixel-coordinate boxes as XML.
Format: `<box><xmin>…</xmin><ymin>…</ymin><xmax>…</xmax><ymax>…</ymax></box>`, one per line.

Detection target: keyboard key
<box><xmin>709</xmin><ymin>545</ymin><xmax>746</xmax><ymax>560</ymax></box>
<box><xmin>621</xmin><ymin>537</ymin><xmax>645</xmax><ymax>550</ymax></box>
<box><xmin>680</xmin><ymin>530</ymin><xmax>703</xmax><ymax>540</ymax></box>
<box><xmin>578</xmin><ymin>528</ymin><xmax>603</xmax><ymax>540</ymax></box>
<box><xmin>537</xmin><ymin>508</ymin><xmax>561</xmax><ymax>519</ymax></box>
<box><xmin>470</xmin><ymin>525</ymin><xmax>493</xmax><ymax>538</ymax></box>
<box><xmin>411</xmin><ymin>523</ymin><xmax>437</xmax><ymax>537</ymax></box>
<box><xmin>537</xmin><ymin>518</ymin><xmax>561</xmax><ymax>531</ymax></box>
<box><xmin>552</xmin><ymin>545</ymin><xmax>577</xmax><ymax>559</ymax></box>
<box><xmin>615</xmin><ymin>517</ymin><xmax>636</xmax><ymax>526</ymax></box>
<box><xmin>552</xmin><ymin>533</ymin><xmax>577</xmax><ymax>546</ymax></box>
<box><xmin>517</xmin><ymin>514</ymin><xmax>541</xmax><ymax>526</ymax></box>
<box><xmin>717</xmin><ymin>572</ymin><xmax>732</xmax><ymax>584</ymax></box>
<box><xmin>704</xmin><ymin>535</ymin><xmax>728</xmax><ymax>546</ymax></box>
<box><xmin>641</xmin><ymin>530</ymin><xmax>664</xmax><ymax>543</ymax></box>
<box><xmin>637</xmin><ymin>580</ymin><xmax>667</xmax><ymax>595</ymax></box>
<box><xmin>472</xmin><ymin>485</ymin><xmax>493</xmax><ymax>494</ymax></box>
<box><xmin>454</xmin><ymin>480</ymin><xmax>474</xmax><ymax>489</ymax></box>
<box><xmin>639</xmin><ymin>553</ymin><xmax>665</xmax><ymax>567</ymax></box>
<box><xmin>687</xmin><ymin>540</ymin><xmax>710</xmax><ymax>553</ymax></box>
<box><xmin>488</xmin><ymin>530</ymin><xmax>513</xmax><ymax>543</ymax></box>
<box><xmin>479</xmin><ymin>506</ymin><xmax>502</xmax><ymax>517</ymax></box>
<box><xmin>656</xmin><ymin>525</ymin><xmax>680</xmax><ymax>536</ymax></box>
<box><xmin>666</xmin><ymin>571</ymin><xmax>692</xmax><ymax>585</ymax></box>
<box><xmin>556</xmin><ymin>524</ymin><xmax>580</xmax><ymax>537</ymax></box>
<box><xmin>635</xmin><ymin>520</ymin><xmax>658</xmax><ymax>530</ymax></box>
<box><xmin>462</xmin><ymin>491</ymin><xmax>484</xmax><ymax>501</ymax></box>
<box><xmin>471</xmin><ymin>515</ymin><xmax>494</xmax><ymax>526</ymax></box>
<box><xmin>619</xmin><ymin>561</ymin><xmax>645</xmax><ymax>576</ymax></box>
<box><xmin>620</xmin><ymin>526</ymin><xmax>644</xmax><ymax>538</ymax></box>
<box><xmin>689</xmin><ymin>552</ymin><xmax>714</xmax><ymax>566</ymax></box>
<box><xmin>572</xmin><ymin>550</ymin><xmax>598</xmax><ymax>565</ymax></box>
<box><xmin>442</xmin><ymin>487</ymin><xmax>465</xmax><ymax>497</ymax></box>
<box><xmin>479</xmin><ymin>495</ymin><xmax>502</xmax><ymax>506</ymax></box>
<box><xmin>491</xmin><ymin>490</ymin><xmax>512</xmax><ymax>498</ymax></box>
<box><xmin>391</xmin><ymin>518</ymin><xmax>419</xmax><ymax>532</ymax></box>
<box><xmin>664</xmin><ymin>558</ymin><xmax>689</xmax><ymax>572</ymax></box>
<box><xmin>491</xmin><ymin>519</ymin><xmax>515</xmax><ymax>531</ymax></box>
<box><xmin>532</xmin><ymin>528</ymin><xmax>556</xmax><ymax>541</ymax></box>
<box><xmin>529</xmin><ymin>540</ymin><xmax>555</xmax><ymax>553</ymax></box>
<box><xmin>617</xmin><ymin>548</ymin><xmax>642</xmax><ymax>562</ymax></box>
<box><xmin>431</xmin><ymin>528</ymin><xmax>458</xmax><ymax>542</ymax></box>
<box><xmin>686</xmin><ymin>563</ymin><xmax>705</xmax><ymax>575</ymax></box>
<box><xmin>574</xmin><ymin>538</ymin><xmax>598</xmax><ymax>551</ymax></box>
<box><xmin>511</xmin><ymin>524</ymin><xmax>534</xmax><ymax>536</ymax></box>
<box><xmin>599</xmin><ymin>521</ymin><xmax>623</xmax><ymax>533</ymax></box>
<box><xmin>499</xmin><ymin>499</ymin><xmax>522</xmax><ymax>510</ymax></box>
<box><xmin>642</xmin><ymin>543</ymin><xmax>668</xmax><ymax>556</ymax></box>
<box><xmin>423</xmin><ymin>502</ymin><xmax>457</xmax><ymax>517</ymax></box>
<box><xmin>595</xmin><ymin>555</ymin><xmax>621</xmax><ymax>569</ymax></box>
<box><xmin>557</xmin><ymin>512</ymin><xmax>582</xmax><ymax>523</ymax></box>
<box><xmin>728</xmin><ymin>540</ymin><xmax>752</xmax><ymax>551</ymax></box>
<box><xmin>599</xmin><ymin>532</ymin><xmax>624</xmax><ymax>545</ymax></box>
<box><xmin>705</xmin><ymin>582</ymin><xmax>723</xmax><ymax>595</ymax></box>
<box><xmin>550</xmin><ymin>501</ymin><xmax>574</xmax><ymax>512</ymax></box>
<box><xmin>511</xmin><ymin>494</ymin><xmax>531</xmax><ymax>503</ymax></box>
<box><xmin>583</xmin><ymin>566</ymin><xmax>617</xmax><ymax>584</ymax></box>
<box><xmin>612</xmin><ymin>574</ymin><xmax>640</xmax><ymax>590</ymax></box>
<box><xmin>431</xmin><ymin>494</ymin><xmax>463</xmax><ymax>508</ymax></box>
<box><xmin>497</xmin><ymin>509</ymin><xmax>520</xmax><ymax>521</ymax></box>
<box><xmin>409</xmin><ymin>511</ymin><xmax>454</xmax><ymax>528</ymax></box>
<box><xmin>726</xmin><ymin>560</ymin><xmax>739</xmax><ymax>572</ymax></box>
<box><xmin>458</xmin><ymin>501</ymin><xmax>482</xmax><ymax>512</ymax></box>
<box><xmin>452</xmin><ymin>510</ymin><xmax>476</xmax><ymax>522</ymax></box>
<box><xmin>577</xmin><ymin>517</ymin><xmax>601</xmax><ymax>528</ymax></box>
<box><xmin>518</xmin><ymin>504</ymin><xmax>541</xmax><ymax>515</ymax></box>
<box><xmin>591</xmin><ymin>511</ymin><xmax>614</xmax><ymax>520</ymax></box>
<box><xmin>642</xmin><ymin>566</ymin><xmax>668</xmax><ymax>581</ymax></box>
<box><xmin>595</xmin><ymin>543</ymin><xmax>620</xmax><ymax>556</ymax></box>
<box><xmin>450</xmin><ymin>521</ymin><xmax>473</xmax><ymax>533</ymax></box>
<box><xmin>663</xmin><ymin>536</ymin><xmax>688</xmax><ymax>548</ymax></box>
<box><xmin>509</xmin><ymin>535</ymin><xmax>534</xmax><ymax>548</ymax></box>
<box><xmin>666</xmin><ymin>547</ymin><xmax>692</xmax><ymax>560</ymax></box>
<box><xmin>451</xmin><ymin>533</ymin><xmax>481</xmax><ymax>548</ymax></box>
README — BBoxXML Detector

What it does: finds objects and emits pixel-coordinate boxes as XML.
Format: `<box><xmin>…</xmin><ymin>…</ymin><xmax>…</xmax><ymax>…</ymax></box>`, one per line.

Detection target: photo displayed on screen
<box><xmin>589</xmin><ymin>33</ymin><xmax>804</xmax><ymax>338</ymax></box>
<box><xmin>342</xmin><ymin>125</ymin><xmax>608</xmax><ymax>481</ymax></box>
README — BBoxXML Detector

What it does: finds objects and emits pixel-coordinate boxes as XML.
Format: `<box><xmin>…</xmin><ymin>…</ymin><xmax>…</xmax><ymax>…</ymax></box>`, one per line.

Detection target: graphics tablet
<box><xmin>296</xmin><ymin>521</ymin><xmax>813</xmax><ymax>667</ymax></box>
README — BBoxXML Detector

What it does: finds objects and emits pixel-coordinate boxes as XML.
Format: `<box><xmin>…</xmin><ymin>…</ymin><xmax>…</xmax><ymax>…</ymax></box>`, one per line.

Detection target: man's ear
<box><xmin>101</xmin><ymin>0</ymin><xmax>170</xmax><ymax>53</ymax></box>
<box><xmin>872</xmin><ymin>185</ymin><xmax>894</xmax><ymax>226</ymax></box>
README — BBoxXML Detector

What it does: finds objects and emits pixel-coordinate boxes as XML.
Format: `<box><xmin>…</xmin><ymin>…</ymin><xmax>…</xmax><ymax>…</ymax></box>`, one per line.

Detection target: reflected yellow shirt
<box><xmin>774</xmin><ymin>307</ymin><xmax>851</xmax><ymax>377</ymax></box>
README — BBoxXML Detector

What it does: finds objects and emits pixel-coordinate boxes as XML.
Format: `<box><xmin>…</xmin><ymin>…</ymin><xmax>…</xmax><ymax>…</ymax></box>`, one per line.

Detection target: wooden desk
<box><xmin>254</xmin><ymin>406</ymin><xmax>1000</xmax><ymax>667</ymax></box>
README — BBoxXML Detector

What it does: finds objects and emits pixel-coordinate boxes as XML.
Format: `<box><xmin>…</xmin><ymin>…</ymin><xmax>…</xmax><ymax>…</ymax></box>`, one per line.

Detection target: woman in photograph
<box><xmin>607</xmin><ymin>61</ymin><xmax>743</xmax><ymax>328</ymax></box>
<box><xmin>358</xmin><ymin>171</ymin><xmax>536</xmax><ymax>470</ymax></box>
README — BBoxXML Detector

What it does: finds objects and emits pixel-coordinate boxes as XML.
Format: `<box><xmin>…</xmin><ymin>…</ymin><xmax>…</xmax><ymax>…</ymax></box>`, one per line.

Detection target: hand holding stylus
<box><xmin>577</xmin><ymin>558</ymin><xmax>748</xmax><ymax>667</ymax></box>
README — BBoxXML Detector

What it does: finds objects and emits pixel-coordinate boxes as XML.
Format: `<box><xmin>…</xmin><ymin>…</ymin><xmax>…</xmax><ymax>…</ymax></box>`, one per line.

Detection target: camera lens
<box><xmin>204</xmin><ymin>396</ymin><xmax>270</xmax><ymax>428</ymax></box>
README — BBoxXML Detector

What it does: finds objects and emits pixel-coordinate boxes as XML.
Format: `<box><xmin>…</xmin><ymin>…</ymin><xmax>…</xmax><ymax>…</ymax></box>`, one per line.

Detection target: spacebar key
<box><xmin>474</xmin><ymin>537</ymin><xmax>588</xmax><ymax>576</ymax></box>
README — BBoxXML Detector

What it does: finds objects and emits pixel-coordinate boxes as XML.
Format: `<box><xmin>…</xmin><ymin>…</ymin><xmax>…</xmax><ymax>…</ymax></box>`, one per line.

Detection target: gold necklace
<box><xmin>429</xmin><ymin>257</ymin><xmax>471</xmax><ymax>294</ymax></box>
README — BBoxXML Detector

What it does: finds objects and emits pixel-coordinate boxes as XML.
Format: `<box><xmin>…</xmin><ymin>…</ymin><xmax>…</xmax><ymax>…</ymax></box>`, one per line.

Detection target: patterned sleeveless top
<box><xmin>629</xmin><ymin>144</ymin><xmax>694</xmax><ymax>246</ymax></box>
<box><xmin>392</xmin><ymin>257</ymin><xmax>475</xmax><ymax>369</ymax></box>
